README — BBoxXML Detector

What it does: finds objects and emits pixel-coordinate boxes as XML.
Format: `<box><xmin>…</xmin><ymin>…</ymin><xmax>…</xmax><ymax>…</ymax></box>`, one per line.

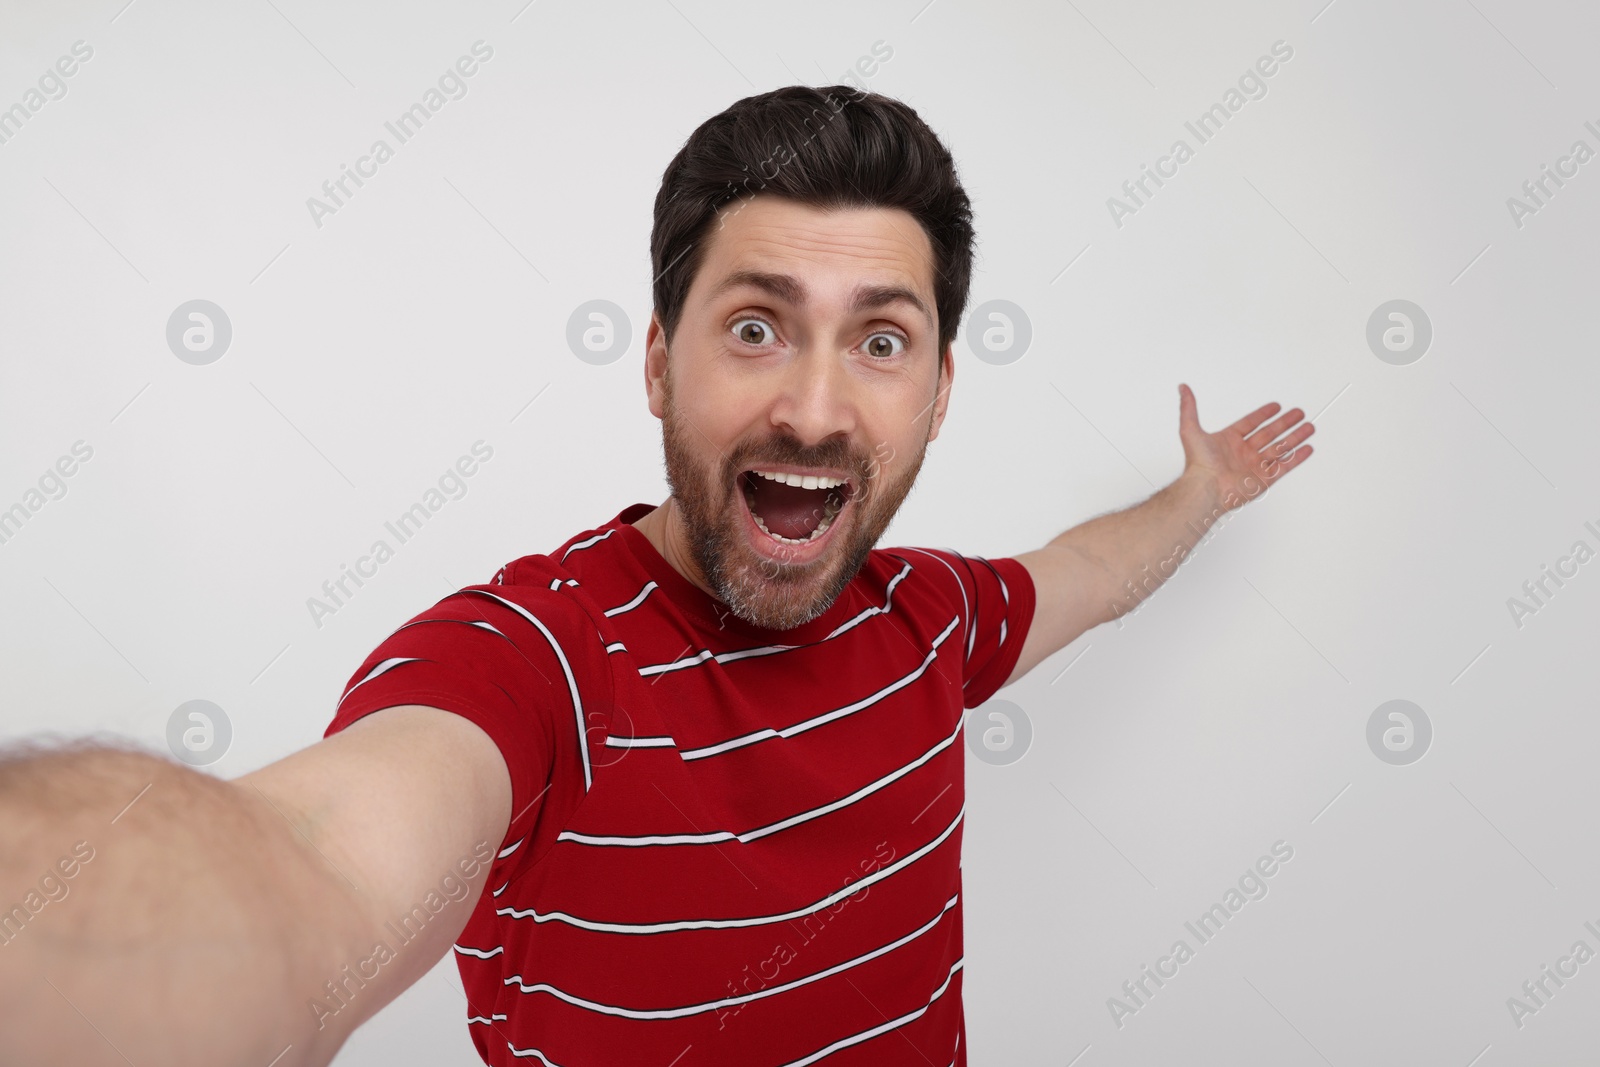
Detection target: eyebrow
<box><xmin>704</xmin><ymin>269</ymin><xmax>935</xmax><ymax>331</ymax></box>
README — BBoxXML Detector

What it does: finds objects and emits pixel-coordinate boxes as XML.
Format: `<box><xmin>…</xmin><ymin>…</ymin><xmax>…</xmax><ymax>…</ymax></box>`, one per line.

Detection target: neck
<box><xmin>630</xmin><ymin>497</ymin><xmax>718</xmax><ymax>599</ymax></box>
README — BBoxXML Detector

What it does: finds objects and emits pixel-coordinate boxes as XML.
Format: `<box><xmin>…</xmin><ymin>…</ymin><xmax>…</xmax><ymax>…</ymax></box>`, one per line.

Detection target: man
<box><xmin>0</xmin><ymin>85</ymin><xmax>1312</xmax><ymax>1066</ymax></box>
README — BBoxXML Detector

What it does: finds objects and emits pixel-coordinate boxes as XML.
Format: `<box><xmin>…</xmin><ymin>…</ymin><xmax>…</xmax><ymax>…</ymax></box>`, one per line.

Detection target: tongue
<box><xmin>749</xmin><ymin>477</ymin><xmax>830</xmax><ymax>540</ymax></box>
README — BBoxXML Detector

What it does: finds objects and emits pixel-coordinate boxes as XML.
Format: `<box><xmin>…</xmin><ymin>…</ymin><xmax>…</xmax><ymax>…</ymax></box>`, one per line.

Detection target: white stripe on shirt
<box><xmin>678</xmin><ymin>615</ymin><xmax>959</xmax><ymax>762</ymax></box>
<box><xmin>603</xmin><ymin>581</ymin><xmax>657</xmax><ymax>618</ymax></box>
<box><xmin>558</xmin><ymin>529</ymin><xmax>613</xmax><ymax>563</ymax></box>
<box><xmin>454</xmin><ymin>944</ymin><xmax>505</xmax><ymax>959</ymax></box>
<box><xmin>462</xmin><ymin>589</ymin><xmax>594</xmax><ymax>792</ymax></box>
<box><xmin>602</xmin><ymin>735</ymin><xmax>676</xmax><ymax>750</ymax></box>
<box><xmin>495</xmin><ymin>807</ymin><xmax>962</xmax><ymax>934</ymax></box>
<box><xmin>338</xmin><ymin>656</ymin><xmax>424</xmax><ymax>706</ymax></box>
<box><xmin>633</xmin><ymin>562</ymin><xmax>912</xmax><ymax>678</ymax></box>
<box><xmin>899</xmin><ymin>548</ymin><xmax>972</xmax><ymax>665</ymax></box>
<box><xmin>561</xmin><ymin>714</ymin><xmax>960</xmax><ymax>846</ymax></box>
<box><xmin>498</xmin><ymin>893</ymin><xmax>960</xmax><ymax>1020</ymax></box>
<box><xmin>774</xmin><ymin>959</ymin><xmax>964</xmax><ymax>1067</ymax></box>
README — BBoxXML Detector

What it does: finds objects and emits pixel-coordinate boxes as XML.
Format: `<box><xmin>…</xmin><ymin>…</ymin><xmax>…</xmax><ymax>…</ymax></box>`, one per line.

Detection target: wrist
<box><xmin>1177</xmin><ymin>464</ymin><xmax>1225</xmax><ymax>513</ymax></box>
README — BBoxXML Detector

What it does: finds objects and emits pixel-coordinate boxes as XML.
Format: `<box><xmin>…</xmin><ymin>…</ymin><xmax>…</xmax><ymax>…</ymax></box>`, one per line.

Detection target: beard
<box><xmin>659</xmin><ymin>366</ymin><xmax>930</xmax><ymax>631</ymax></box>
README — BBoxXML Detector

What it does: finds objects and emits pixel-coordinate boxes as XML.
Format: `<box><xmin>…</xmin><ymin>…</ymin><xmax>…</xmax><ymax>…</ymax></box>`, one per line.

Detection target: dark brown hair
<box><xmin>650</xmin><ymin>85</ymin><xmax>975</xmax><ymax>363</ymax></box>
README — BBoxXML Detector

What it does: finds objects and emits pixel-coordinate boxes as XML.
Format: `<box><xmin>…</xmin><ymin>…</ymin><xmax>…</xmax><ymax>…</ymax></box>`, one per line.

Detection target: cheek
<box><xmin>667</xmin><ymin>395</ymin><xmax>742</xmax><ymax>491</ymax></box>
<box><xmin>681</xmin><ymin>399</ymin><xmax>743</xmax><ymax>459</ymax></box>
<box><xmin>679</xmin><ymin>375</ymin><xmax>762</xmax><ymax>451</ymax></box>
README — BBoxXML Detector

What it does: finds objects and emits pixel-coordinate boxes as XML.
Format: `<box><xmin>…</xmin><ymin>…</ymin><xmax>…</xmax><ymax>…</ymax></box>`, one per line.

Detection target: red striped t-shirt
<box><xmin>323</xmin><ymin>502</ymin><xmax>1035</xmax><ymax>1065</ymax></box>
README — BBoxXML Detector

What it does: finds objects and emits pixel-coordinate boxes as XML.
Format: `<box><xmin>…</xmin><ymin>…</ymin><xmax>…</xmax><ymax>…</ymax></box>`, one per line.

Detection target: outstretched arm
<box><xmin>1003</xmin><ymin>384</ymin><xmax>1315</xmax><ymax>686</ymax></box>
<box><xmin>0</xmin><ymin>705</ymin><xmax>511</xmax><ymax>1067</ymax></box>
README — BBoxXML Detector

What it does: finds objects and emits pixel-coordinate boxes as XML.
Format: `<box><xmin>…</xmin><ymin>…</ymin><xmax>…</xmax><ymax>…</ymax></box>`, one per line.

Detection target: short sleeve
<box><xmin>322</xmin><ymin>584</ymin><xmax>608</xmax><ymax>890</ymax></box>
<box><xmin>895</xmin><ymin>548</ymin><xmax>1036</xmax><ymax>709</ymax></box>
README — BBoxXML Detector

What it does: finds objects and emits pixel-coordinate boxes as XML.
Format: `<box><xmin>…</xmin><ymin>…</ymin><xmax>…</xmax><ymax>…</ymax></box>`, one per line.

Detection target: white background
<box><xmin>2</xmin><ymin>0</ymin><xmax>1597</xmax><ymax>1063</ymax></box>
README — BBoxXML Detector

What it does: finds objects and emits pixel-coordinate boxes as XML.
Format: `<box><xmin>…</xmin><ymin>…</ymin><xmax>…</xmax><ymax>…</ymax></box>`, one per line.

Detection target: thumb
<box><xmin>1178</xmin><ymin>383</ymin><xmax>1200</xmax><ymax>432</ymax></box>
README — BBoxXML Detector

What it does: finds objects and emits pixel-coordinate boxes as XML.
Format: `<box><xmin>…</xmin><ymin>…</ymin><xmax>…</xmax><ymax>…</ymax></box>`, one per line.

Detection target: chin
<box><xmin>698</xmin><ymin>497</ymin><xmax>867</xmax><ymax>630</ymax></box>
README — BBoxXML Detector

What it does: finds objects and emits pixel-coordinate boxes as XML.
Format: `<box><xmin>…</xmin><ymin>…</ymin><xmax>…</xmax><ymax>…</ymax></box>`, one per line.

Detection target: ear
<box><xmin>925</xmin><ymin>343</ymin><xmax>954</xmax><ymax>443</ymax></box>
<box><xmin>644</xmin><ymin>310</ymin><xmax>669</xmax><ymax>419</ymax></box>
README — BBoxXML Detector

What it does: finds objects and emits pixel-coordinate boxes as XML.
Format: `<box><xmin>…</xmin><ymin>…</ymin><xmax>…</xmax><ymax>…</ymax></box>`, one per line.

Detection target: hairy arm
<box><xmin>0</xmin><ymin>705</ymin><xmax>511</xmax><ymax>1067</ymax></box>
<box><xmin>1004</xmin><ymin>385</ymin><xmax>1315</xmax><ymax>686</ymax></box>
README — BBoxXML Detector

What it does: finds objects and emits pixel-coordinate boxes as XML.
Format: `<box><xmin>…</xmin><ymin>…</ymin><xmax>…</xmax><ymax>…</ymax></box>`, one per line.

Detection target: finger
<box><xmin>1277</xmin><ymin>423</ymin><xmax>1316</xmax><ymax>452</ymax></box>
<box><xmin>1227</xmin><ymin>401</ymin><xmax>1282</xmax><ymax>438</ymax></box>
<box><xmin>1257</xmin><ymin>422</ymin><xmax>1315</xmax><ymax>457</ymax></box>
<box><xmin>1244</xmin><ymin>408</ymin><xmax>1306</xmax><ymax>450</ymax></box>
<box><xmin>1263</xmin><ymin>443</ymin><xmax>1314</xmax><ymax>480</ymax></box>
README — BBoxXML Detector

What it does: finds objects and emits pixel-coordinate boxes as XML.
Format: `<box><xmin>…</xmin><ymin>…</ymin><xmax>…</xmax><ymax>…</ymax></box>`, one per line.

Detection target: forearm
<box><xmin>0</xmin><ymin>742</ymin><xmax>373</xmax><ymax>1067</ymax></box>
<box><xmin>1046</xmin><ymin>468</ymin><xmax>1228</xmax><ymax>628</ymax></box>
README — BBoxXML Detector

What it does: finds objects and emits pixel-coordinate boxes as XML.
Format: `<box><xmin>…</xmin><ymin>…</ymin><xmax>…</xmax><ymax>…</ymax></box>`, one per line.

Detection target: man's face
<box><xmin>644</xmin><ymin>194</ymin><xmax>954</xmax><ymax>630</ymax></box>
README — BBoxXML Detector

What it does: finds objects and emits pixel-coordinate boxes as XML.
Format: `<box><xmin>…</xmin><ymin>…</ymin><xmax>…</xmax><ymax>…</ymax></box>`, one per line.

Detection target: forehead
<box><xmin>692</xmin><ymin>196</ymin><xmax>936</xmax><ymax>309</ymax></box>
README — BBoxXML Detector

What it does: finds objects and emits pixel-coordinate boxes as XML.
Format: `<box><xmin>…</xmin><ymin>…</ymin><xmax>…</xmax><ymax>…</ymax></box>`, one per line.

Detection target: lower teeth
<box><xmin>753</xmin><ymin>511</ymin><xmax>833</xmax><ymax>545</ymax></box>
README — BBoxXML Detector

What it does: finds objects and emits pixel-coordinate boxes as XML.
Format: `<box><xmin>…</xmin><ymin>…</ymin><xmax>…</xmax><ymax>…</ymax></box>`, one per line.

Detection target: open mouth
<box><xmin>738</xmin><ymin>468</ymin><xmax>854</xmax><ymax>547</ymax></box>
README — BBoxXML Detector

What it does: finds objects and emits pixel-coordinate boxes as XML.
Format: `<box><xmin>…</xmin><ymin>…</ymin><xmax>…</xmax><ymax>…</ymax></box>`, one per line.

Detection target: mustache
<box><xmin>730</xmin><ymin>453</ymin><xmax>859</xmax><ymax>473</ymax></box>
<box><xmin>726</xmin><ymin>440</ymin><xmax>863</xmax><ymax>479</ymax></box>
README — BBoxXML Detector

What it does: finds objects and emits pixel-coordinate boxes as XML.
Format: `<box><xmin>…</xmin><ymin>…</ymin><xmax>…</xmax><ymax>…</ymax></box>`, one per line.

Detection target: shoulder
<box><xmin>878</xmin><ymin>544</ymin><xmax>1016</xmax><ymax>584</ymax></box>
<box><xmin>452</xmin><ymin>572</ymin><xmax>602</xmax><ymax>655</ymax></box>
<box><xmin>491</xmin><ymin>520</ymin><xmax>629</xmax><ymax>589</ymax></box>
<box><xmin>874</xmin><ymin>545</ymin><xmax>972</xmax><ymax>594</ymax></box>
<box><xmin>874</xmin><ymin>545</ymin><xmax>1032</xmax><ymax>614</ymax></box>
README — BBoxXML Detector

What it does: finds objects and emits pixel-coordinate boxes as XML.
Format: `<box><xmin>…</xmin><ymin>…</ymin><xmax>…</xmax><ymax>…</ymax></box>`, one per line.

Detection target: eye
<box><xmin>863</xmin><ymin>332</ymin><xmax>907</xmax><ymax>359</ymax></box>
<box><xmin>731</xmin><ymin>317</ymin><xmax>776</xmax><ymax>346</ymax></box>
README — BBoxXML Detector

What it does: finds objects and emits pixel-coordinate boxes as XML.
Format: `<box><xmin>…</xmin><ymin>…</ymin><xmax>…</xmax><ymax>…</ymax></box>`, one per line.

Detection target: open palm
<box><xmin>1177</xmin><ymin>383</ymin><xmax>1315</xmax><ymax>511</ymax></box>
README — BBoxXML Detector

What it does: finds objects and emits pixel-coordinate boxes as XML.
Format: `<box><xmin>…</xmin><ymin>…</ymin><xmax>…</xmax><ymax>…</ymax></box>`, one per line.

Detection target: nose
<box><xmin>766</xmin><ymin>344</ymin><xmax>859</xmax><ymax>448</ymax></box>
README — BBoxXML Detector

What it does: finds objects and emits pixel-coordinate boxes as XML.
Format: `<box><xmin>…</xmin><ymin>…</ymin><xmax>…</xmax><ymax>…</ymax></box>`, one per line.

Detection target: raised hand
<box><xmin>1176</xmin><ymin>383</ymin><xmax>1315</xmax><ymax>512</ymax></box>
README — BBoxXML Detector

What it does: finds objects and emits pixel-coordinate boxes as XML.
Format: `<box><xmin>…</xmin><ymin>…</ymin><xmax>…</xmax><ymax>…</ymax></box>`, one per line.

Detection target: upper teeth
<box><xmin>752</xmin><ymin>470</ymin><xmax>844</xmax><ymax>491</ymax></box>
